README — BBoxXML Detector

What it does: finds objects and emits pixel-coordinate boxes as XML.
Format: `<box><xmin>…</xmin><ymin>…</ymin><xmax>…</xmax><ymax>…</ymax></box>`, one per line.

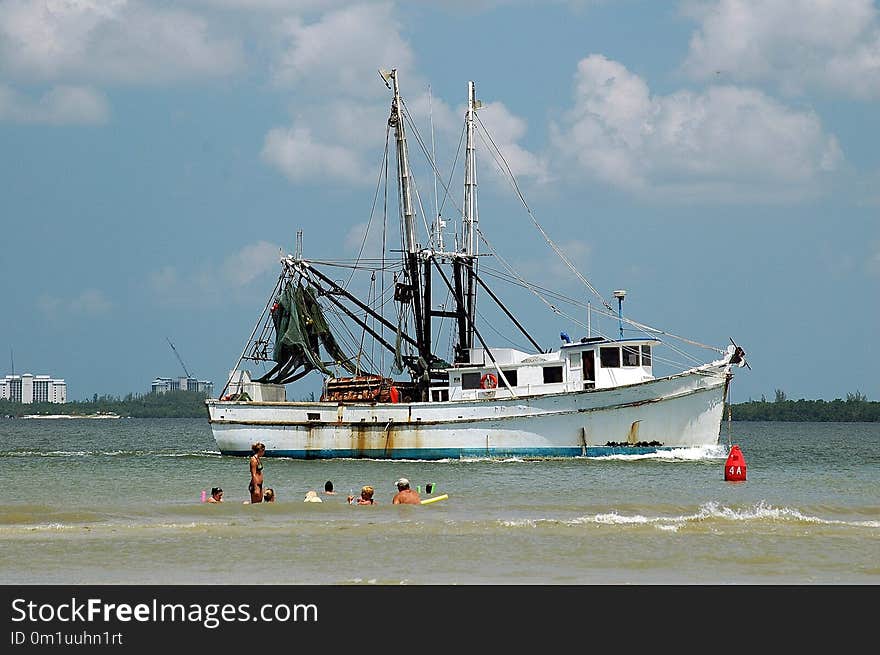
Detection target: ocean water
<box><xmin>0</xmin><ymin>417</ymin><xmax>877</xmax><ymax>585</ymax></box>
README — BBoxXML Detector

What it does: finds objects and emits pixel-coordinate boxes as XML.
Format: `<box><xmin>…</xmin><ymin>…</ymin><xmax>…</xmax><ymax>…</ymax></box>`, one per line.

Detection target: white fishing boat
<box><xmin>207</xmin><ymin>69</ymin><xmax>748</xmax><ymax>459</ymax></box>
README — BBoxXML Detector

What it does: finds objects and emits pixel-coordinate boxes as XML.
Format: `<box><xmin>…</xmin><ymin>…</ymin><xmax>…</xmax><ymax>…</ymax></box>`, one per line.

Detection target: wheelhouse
<box><xmin>433</xmin><ymin>337</ymin><xmax>660</xmax><ymax>401</ymax></box>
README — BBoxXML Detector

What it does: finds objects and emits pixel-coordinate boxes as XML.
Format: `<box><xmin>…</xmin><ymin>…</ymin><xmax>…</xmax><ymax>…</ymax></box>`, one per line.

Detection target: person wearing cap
<box><xmin>392</xmin><ymin>478</ymin><xmax>421</xmax><ymax>505</ymax></box>
<box><xmin>206</xmin><ymin>487</ymin><xmax>224</xmax><ymax>503</ymax></box>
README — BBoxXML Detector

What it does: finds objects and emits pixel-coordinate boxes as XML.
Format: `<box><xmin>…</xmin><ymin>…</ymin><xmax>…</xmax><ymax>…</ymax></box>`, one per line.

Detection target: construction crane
<box><xmin>166</xmin><ymin>337</ymin><xmax>192</xmax><ymax>378</ymax></box>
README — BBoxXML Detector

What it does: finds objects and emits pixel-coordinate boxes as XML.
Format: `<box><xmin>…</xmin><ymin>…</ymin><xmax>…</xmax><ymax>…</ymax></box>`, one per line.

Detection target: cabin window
<box><xmin>600</xmin><ymin>346</ymin><xmax>620</xmax><ymax>368</ymax></box>
<box><xmin>622</xmin><ymin>346</ymin><xmax>640</xmax><ymax>367</ymax></box>
<box><xmin>461</xmin><ymin>372</ymin><xmax>482</xmax><ymax>390</ymax></box>
<box><xmin>307</xmin><ymin>412</ymin><xmax>320</xmax><ymax>421</ymax></box>
<box><xmin>431</xmin><ymin>389</ymin><xmax>449</xmax><ymax>402</ymax></box>
<box><xmin>568</xmin><ymin>353</ymin><xmax>580</xmax><ymax>368</ymax></box>
<box><xmin>500</xmin><ymin>369</ymin><xmax>518</xmax><ymax>386</ymax></box>
<box><xmin>641</xmin><ymin>345</ymin><xmax>652</xmax><ymax>366</ymax></box>
<box><xmin>543</xmin><ymin>366</ymin><xmax>563</xmax><ymax>383</ymax></box>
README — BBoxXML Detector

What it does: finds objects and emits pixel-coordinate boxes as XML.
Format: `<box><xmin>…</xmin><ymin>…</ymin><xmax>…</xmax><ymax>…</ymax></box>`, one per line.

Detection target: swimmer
<box><xmin>392</xmin><ymin>478</ymin><xmax>421</xmax><ymax>505</ymax></box>
<box><xmin>347</xmin><ymin>485</ymin><xmax>376</xmax><ymax>505</ymax></box>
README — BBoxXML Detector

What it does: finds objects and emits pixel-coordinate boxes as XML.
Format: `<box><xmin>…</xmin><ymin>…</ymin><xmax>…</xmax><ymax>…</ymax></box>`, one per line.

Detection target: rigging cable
<box><xmin>475</xmin><ymin>114</ymin><xmax>613</xmax><ymax>312</ymax></box>
<box><xmin>400</xmin><ymin>97</ymin><xmax>467</xmax><ymax>246</ymax></box>
<box><xmin>344</xmin><ymin>126</ymin><xmax>392</xmax><ymax>291</ymax></box>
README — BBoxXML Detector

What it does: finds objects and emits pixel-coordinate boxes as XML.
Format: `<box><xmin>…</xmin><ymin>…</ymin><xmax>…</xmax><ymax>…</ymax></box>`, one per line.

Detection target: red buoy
<box><xmin>724</xmin><ymin>445</ymin><xmax>747</xmax><ymax>481</ymax></box>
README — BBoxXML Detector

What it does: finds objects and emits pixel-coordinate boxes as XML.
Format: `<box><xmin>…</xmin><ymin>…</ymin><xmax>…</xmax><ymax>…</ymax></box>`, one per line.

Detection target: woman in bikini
<box><xmin>248</xmin><ymin>442</ymin><xmax>266</xmax><ymax>503</ymax></box>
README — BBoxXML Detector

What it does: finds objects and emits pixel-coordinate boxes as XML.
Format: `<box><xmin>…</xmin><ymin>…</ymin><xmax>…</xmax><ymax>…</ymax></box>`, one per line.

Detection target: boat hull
<box><xmin>207</xmin><ymin>364</ymin><xmax>731</xmax><ymax>459</ymax></box>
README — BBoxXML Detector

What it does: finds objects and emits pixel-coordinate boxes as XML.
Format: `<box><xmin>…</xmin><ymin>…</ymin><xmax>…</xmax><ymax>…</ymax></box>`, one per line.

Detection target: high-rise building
<box><xmin>151</xmin><ymin>376</ymin><xmax>213</xmax><ymax>396</ymax></box>
<box><xmin>0</xmin><ymin>374</ymin><xmax>67</xmax><ymax>404</ymax></box>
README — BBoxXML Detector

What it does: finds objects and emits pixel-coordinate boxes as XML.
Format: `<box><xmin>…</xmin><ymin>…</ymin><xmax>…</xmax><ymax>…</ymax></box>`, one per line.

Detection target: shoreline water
<box><xmin>0</xmin><ymin>418</ymin><xmax>877</xmax><ymax>585</ymax></box>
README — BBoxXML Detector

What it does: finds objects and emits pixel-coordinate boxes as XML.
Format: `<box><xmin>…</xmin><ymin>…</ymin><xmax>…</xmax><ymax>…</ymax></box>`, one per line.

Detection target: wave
<box><xmin>498</xmin><ymin>500</ymin><xmax>880</xmax><ymax>531</ymax></box>
<box><xmin>0</xmin><ymin>519</ymin><xmax>231</xmax><ymax>535</ymax></box>
<box><xmin>590</xmin><ymin>444</ymin><xmax>730</xmax><ymax>461</ymax></box>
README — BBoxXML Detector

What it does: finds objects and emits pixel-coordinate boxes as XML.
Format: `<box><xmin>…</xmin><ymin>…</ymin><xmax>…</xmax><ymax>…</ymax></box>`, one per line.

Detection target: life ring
<box><xmin>480</xmin><ymin>373</ymin><xmax>498</xmax><ymax>390</ymax></box>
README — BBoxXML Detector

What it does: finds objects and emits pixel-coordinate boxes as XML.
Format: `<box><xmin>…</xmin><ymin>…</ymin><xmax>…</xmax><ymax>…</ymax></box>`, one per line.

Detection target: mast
<box><xmin>383</xmin><ymin>69</ymin><xmax>429</xmax><ymax>385</ymax></box>
<box><xmin>461</xmin><ymin>81</ymin><xmax>480</xmax><ymax>355</ymax></box>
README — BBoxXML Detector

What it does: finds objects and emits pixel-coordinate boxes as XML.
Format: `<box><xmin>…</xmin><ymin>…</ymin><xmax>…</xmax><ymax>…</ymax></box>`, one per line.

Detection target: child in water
<box><xmin>348</xmin><ymin>486</ymin><xmax>376</xmax><ymax>505</ymax></box>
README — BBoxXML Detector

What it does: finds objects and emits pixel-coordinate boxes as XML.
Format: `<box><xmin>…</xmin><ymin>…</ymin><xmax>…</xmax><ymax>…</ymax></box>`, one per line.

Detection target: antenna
<box><xmin>166</xmin><ymin>337</ymin><xmax>192</xmax><ymax>378</ymax></box>
<box><xmin>428</xmin><ymin>84</ymin><xmax>443</xmax><ymax>250</ymax></box>
<box><xmin>613</xmin><ymin>290</ymin><xmax>627</xmax><ymax>339</ymax></box>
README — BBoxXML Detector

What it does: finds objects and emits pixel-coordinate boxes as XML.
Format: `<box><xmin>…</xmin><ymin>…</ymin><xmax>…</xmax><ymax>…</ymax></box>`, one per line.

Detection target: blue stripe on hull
<box><xmin>219</xmin><ymin>445</ymin><xmax>678</xmax><ymax>459</ymax></box>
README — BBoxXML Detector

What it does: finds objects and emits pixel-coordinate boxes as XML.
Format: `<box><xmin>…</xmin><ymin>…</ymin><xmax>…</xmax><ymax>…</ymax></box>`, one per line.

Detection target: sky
<box><xmin>1</xmin><ymin>0</ymin><xmax>878</xmax><ymax>404</ymax></box>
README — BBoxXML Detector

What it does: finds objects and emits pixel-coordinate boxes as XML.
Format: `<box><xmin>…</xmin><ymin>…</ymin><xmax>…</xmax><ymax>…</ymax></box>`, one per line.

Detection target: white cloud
<box><xmin>73</xmin><ymin>289</ymin><xmax>113</xmax><ymax>315</ymax></box>
<box><xmin>259</xmin><ymin>4</ymin><xmax>429</xmax><ymax>188</ymax></box>
<box><xmin>550</xmin><ymin>54</ymin><xmax>843</xmax><ymax>200</ymax></box>
<box><xmin>188</xmin><ymin>0</ymin><xmax>352</xmax><ymax>10</ymax></box>
<box><xmin>150</xmin><ymin>242</ymin><xmax>283</xmax><ymax>306</ymax></box>
<box><xmin>681</xmin><ymin>0</ymin><xmax>880</xmax><ymax>99</ymax></box>
<box><xmin>220</xmin><ymin>241</ymin><xmax>283</xmax><ymax>287</ymax></box>
<box><xmin>38</xmin><ymin>288</ymin><xmax>112</xmax><ymax>319</ymax></box>
<box><xmin>271</xmin><ymin>2</ymin><xmax>414</xmax><ymax>96</ymax></box>
<box><xmin>0</xmin><ymin>0</ymin><xmax>243</xmax><ymax>83</ymax></box>
<box><xmin>549</xmin><ymin>239</ymin><xmax>592</xmax><ymax>280</ymax></box>
<box><xmin>261</xmin><ymin>123</ymin><xmax>369</xmax><ymax>184</ymax></box>
<box><xmin>476</xmin><ymin>101</ymin><xmax>550</xmax><ymax>183</ymax></box>
<box><xmin>503</xmin><ymin>237</ymin><xmax>596</xmax><ymax>298</ymax></box>
<box><xmin>343</xmin><ymin>221</ymin><xmax>386</xmax><ymax>259</ymax></box>
<box><xmin>0</xmin><ymin>84</ymin><xmax>108</xmax><ymax>124</ymax></box>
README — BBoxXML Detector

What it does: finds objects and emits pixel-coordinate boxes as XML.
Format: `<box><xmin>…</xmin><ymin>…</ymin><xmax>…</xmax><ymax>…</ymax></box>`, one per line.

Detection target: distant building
<box><xmin>151</xmin><ymin>376</ymin><xmax>213</xmax><ymax>396</ymax></box>
<box><xmin>0</xmin><ymin>373</ymin><xmax>67</xmax><ymax>404</ymax></box>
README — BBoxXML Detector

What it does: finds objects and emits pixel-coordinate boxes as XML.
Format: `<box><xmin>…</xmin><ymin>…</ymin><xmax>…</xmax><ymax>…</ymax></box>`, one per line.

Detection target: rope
<box><xmin>475</xmin><ymin>114</ymin><xmax>613</xmax><ymax>312</ymax></box>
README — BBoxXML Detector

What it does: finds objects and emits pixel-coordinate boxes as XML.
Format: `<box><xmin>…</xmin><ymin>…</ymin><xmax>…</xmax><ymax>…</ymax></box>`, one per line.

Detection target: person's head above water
<box><xmin>324</xmin><ymin>480</ymin><xmax>334</xmax><ymax>493</ymax></box>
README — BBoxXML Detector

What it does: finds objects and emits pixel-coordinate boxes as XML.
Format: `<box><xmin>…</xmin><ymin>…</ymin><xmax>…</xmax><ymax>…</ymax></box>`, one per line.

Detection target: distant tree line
<box><xmin>0</xmin><ymin>390</ymin><xmax>210</xmax><ymax>418</ymax></box>
<box><xmin>2</xmin><ymin>388</ymin><xmax>877</xmax><ymax>421</ymax></box>
<box><xmin>730</xmin><ymin>390</ymin><xmax>879</xmax><ymax>422</ymax></box>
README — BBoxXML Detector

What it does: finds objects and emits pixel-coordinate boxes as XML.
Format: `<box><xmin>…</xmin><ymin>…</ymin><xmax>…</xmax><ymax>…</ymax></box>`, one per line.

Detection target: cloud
<box><xmin>0</xmin><ymin>84</ymin><xmax>108</xmax><ymax>124</ymax></box>
<box><xmin>498</xmin><ymin>237</ymin><xmax>595</xmax><ymax>297</ymax></box>
<box><xmin>549</xmin><ymin>54</ymin><xmax>843</xmax><ymax>201</ymax></box>
<box><xmin>246</xmin><ymin>3</ymin><xmax>542</xmax><ymax>197</ymax></box>
<box><xmin>220</xmin><ymin>241</ymin><xmax>283</xmax><ymax>287</ymax></box>
<box><xmin>477</xmin><ymin>101</ymin><xmax>550</xmax><ymax>183</ymax></box>
<box><xmin>344</xmin><ymin>221</ymin><xmax>387</xmax><ymax>259</ymax></box>
<box><xmin>680</xmin><ymin>0</ymin><xmax>880</xmax><ymax>99</ymax></box>
<box><xmin>38</xmin><ymin>288</ymin><xmax>113</xmax><ymax>319</ymax></box>
<box><xmin>271</xmin><ymin>2</ymin><xmax>414</xmax><ymax>96</ymax></box>
<box><xmin>0</xmin><ymin>0</ymin><xmax>243</xmax><ymax>83</ymax></box>
<box><xmin>150</xmin><ymin>241</ymin><xmax>283</xmax><ymax>306</ymax></box>
<box><xmin>261</xmin><ymin>123</ymin><xmax>369</xmax><ymax>185</ymax></box>
<box><xmin>188</xmin><ymin>0</ymin><xmax>352</xmax><ymax>10</ymax></box>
